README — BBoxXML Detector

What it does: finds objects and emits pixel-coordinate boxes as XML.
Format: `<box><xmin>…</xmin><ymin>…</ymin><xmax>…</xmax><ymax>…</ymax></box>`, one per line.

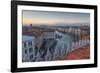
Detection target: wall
<box><xmin>0</xmin><ymin>0</ymin><xmax>99</xmax><ymax>73</ymax></box>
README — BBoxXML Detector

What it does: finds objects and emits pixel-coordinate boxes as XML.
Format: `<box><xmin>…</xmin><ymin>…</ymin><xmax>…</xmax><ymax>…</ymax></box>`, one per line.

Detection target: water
<box><xmin>53</xmin><ymin>33</ymin><xmax>74</xmax><ymax>60</ymax></box>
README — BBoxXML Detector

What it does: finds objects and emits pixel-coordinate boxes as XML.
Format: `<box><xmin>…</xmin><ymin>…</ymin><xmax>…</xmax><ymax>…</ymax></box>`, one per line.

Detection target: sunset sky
<box><xmin>22</xmin><ymin>10</ymin><xmax>90</xmax><ymax>26</ymax></box>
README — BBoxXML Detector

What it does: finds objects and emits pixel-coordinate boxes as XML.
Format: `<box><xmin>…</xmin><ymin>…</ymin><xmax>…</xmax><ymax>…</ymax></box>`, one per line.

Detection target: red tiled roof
<box><xmin>64</xmin><ymin>46</ymin><xmax>90</xmax><ymax>60</ymax></box>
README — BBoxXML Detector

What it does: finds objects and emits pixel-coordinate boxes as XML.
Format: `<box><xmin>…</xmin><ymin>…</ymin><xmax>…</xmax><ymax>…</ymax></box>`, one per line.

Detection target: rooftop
<box><xmin>64</xmin><ymin>45</ymin><xmax>90</xmax><ymax>60</ymax></box>
<box><xmin>22</xmin><ymin>35</ymin><xmax>35</xmax><ymax>42</ymax></box>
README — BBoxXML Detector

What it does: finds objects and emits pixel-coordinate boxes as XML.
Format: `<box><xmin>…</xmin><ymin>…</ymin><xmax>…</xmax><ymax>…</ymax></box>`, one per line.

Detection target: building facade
<box><xmin>22</xmin><ymin>35</ymin><xmax>35</xmax><ymax>62</ymax></box>
<box><xmin>43</xmin><ymin>31</ymin><xmax>56</xmax><ymax>40</ymax></box>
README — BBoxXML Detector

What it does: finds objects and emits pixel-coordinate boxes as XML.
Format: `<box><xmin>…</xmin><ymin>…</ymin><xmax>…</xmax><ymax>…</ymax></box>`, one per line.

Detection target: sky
<box><xmin>22</xmin><ymin>10</ymin><xmax>90</xmax><ymax>26</ymax></box>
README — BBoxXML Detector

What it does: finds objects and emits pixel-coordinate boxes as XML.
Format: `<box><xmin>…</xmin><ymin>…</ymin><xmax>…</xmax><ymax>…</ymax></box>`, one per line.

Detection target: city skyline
<box><xmin>22</xmin><ymin>10</ymin><xmax>90</xmax><ymax>26</ymax></box>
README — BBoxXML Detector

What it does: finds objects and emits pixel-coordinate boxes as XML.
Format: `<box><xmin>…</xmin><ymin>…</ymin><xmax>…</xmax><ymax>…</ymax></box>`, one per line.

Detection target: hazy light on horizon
<box><xmin>22</xmin><ymin>10</ymin><xmax>90</xmax><ymax>26</ymax></box>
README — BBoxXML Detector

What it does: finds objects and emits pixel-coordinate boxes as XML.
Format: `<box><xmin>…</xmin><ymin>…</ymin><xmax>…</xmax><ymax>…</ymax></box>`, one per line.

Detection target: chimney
<box><xmin>30</xmin><ymin>24</ymin><xmax>32</xmax><ymax>27</ymax></box>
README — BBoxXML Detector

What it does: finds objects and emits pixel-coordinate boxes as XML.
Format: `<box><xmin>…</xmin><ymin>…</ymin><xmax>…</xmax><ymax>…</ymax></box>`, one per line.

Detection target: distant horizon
<box><xmin>23</xmin><ymin>23</ymin><xmax>90</xmax><ymax>26</ymax></box>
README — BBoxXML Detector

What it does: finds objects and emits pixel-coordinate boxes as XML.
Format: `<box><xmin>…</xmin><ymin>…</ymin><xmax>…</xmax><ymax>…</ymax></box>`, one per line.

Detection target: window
<box><xmin>29</xmin><ymin>47</ymin><xmax>33</xmax><ymax>53</ymax></box>
<box><xmin>25</xmin><ymin>49</ymin><xmax>27</xmax><ymax>54</ymax></box>
<box><xmin>29</xmin><ymin>41</ymin><xmax>32</xmax><ymax>46</ymax></box>
<box><xmin>30</xmin><ymin>54</ymin><xmax>33</xmax><ymax>59</ymax></box>
<box><xmin>24</xmin><ymin>42</ymin><xmax>26</xmax><ymax>47</ymax></box>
